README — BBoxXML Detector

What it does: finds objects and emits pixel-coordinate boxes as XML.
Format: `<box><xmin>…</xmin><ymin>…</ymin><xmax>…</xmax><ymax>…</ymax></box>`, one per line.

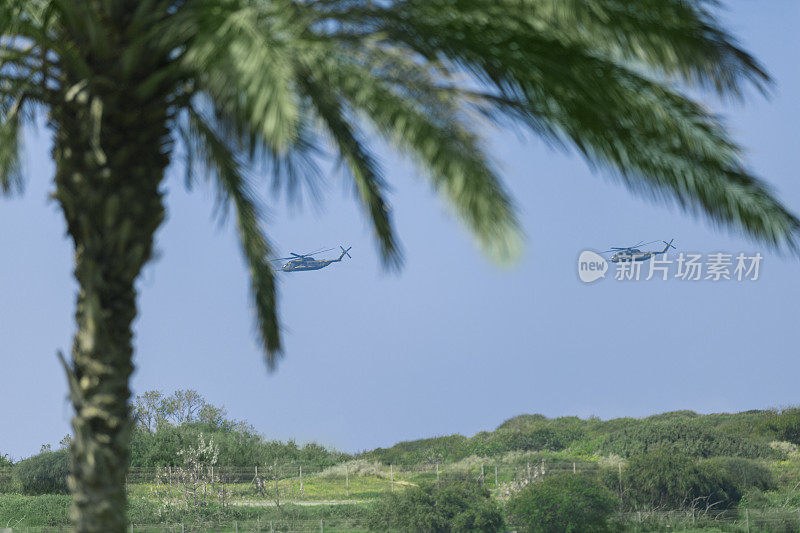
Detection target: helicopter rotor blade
<box><xmin>296</xmin><ymin>247</ymin><xmax>336</xmax><ymax>257</ymax></box>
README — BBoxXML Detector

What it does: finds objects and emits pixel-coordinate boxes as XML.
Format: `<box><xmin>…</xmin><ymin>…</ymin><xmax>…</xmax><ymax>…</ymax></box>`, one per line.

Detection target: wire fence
<box><xmin>1</xmin><ymin>460</ymin><xmax>601</xmax><ymax>501</ymax></box>
<box><xmin>0</xmin><ymin>519</ymin><xmax>369</xmax><ymax>532</ymax></box>
<box><xmin>3</xmin><ymin>510</ymin><xmax>800</xmax><ymax>532</ymax></box>
<box><xmin>123</xmin><ymin>460</ymin><xmax>601</xmax><ymax>502</ymax></box>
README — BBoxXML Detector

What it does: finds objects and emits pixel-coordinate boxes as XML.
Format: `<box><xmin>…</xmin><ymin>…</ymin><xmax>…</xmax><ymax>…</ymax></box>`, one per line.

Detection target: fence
<box><xmin>0</xmin><ymin>519</ymin><xmax>370</xmax><ymax>532</ymax></box>
<box><xmin>3</xmin><ymin>510</ymin><xmax>800</xmax><ymax>532</ymax></box>
<box><xmin>121</xmin><ymin>459</ymin><xmax>601</xmax><ymax>502</ymax></box>
<box><xmin>0</xmin><ymin>460</ymin><xmax>601</xmax><ymax>501</ymax></box>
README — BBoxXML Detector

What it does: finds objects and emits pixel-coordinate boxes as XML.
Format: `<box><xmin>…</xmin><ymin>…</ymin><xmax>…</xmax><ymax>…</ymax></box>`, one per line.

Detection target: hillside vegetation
<box><xmin>361</xmin><ymin>409</ymin><xmax>800</xmax><ymax>465</ymax></box>
<box><xmin>3</xmin><ymin>394</ymin><xmax>800</xmax><ymax>531</ymax></box>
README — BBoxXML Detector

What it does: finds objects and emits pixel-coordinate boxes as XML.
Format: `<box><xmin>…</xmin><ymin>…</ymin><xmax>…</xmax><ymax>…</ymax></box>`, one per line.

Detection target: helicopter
<box><xmin>271</xmin><ymin>246</ymin><xmax>352</xmax><ymax>272</ymax></box>
<box><xmin>601</xmin><ymin>239</ymin><xmax>675</xmax><ymax>263</ymax></box>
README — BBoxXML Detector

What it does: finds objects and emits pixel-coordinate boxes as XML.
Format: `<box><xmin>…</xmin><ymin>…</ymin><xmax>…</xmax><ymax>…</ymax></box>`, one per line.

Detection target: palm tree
<box><xmin>1</xmin><ymin>0</ymin><xmax>797</xmax><ymax>530</ymax></box>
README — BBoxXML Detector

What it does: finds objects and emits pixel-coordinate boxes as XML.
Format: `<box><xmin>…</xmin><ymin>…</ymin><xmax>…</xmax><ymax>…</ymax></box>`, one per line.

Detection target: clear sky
<box><xmin>1</xmin><ymin>1</ymin><xmax>798</xmax><ymax>460</ymax></box>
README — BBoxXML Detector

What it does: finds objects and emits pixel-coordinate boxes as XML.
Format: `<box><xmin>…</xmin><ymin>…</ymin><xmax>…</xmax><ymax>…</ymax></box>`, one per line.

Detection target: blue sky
<box><xmin>1</xmin><ymin>1</ymin><xmax>798</xmax><ymax>459</ymax></box>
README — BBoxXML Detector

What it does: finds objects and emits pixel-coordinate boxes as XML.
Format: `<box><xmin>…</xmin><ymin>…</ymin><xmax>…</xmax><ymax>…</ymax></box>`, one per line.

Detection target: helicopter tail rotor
<box><xmin>662</xmin><ymin>239</ymin><xmax>676</xmax><ymax>253</ymax></box>
<box><xmin>340</xmin><ymin>246</ymin><xmax>352</xmax><ymax>259</ymax></box>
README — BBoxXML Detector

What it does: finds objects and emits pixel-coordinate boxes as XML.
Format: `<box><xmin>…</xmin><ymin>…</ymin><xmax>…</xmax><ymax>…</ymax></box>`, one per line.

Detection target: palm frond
<box><xmin>0</xmin><ymin>97</ymin><xmax>24</xmax><ymax>195</ymax></box>
<box><xmin>182</xmin><ymin>0</ymin><xmax>302</xmax><ymax>153</ymax></box>
<box><xmin>465</xmin><ymin>40</ymin><xmax>799</xmax><ymax>252</ymax></box>
<box><xmin>299</xmin><ymin>73</ymin><xmax>401</xmax><ymax>269</ymax></box>
<box><xmin>374</xmin><ymin>0</ymin><xmax>770</xmax><ymax>97</ymax></box>
<box><xmin>530</xmin><ymin>0</ymin><xmax>771</xmax><ymax>97</ymax></box>
<box><xmin>186</xmin><ymin>107</ymin><xmax>282</xmax><ymax>366</ymax></box>
<box><xmin>323</xmin><ymin>3</ymin><xmax>796</xmax><ymax>253</ymax></box>
<box><xmin>300</xmin><ymin>49</ymin><xmax>522</xmax><ymax>262</ymax></box>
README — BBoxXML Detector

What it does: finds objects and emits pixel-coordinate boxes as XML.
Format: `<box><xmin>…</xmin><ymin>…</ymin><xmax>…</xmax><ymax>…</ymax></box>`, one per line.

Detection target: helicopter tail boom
<box><xmin>335</xmin><ymin>246</ymin><xmax>352</xmax><ymax>261</ymax></box>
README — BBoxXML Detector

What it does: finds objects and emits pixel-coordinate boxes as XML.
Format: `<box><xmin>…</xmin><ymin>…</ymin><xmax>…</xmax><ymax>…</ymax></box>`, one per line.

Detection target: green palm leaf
<box><xmin>0</xmin><ymin>97</ymin><xmax>23</xmax><ymax>194</ymax></box>
<box><xmin>187</xmin><ymin>106</ymin><xmax>283</xmax><ymax>365</ymax></box>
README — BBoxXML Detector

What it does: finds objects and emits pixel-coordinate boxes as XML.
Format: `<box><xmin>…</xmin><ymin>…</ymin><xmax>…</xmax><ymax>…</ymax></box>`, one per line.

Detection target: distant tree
<box><xmin>507</xmin><ymin>474</ymin><xmax>617</xmax><ymax>533</ymax></box>
<box><xmin>58</xmin><ymin>435</ymin><xmax>73</xmax><ymax>449</ymax></box>
<box><xmin>168</xmin><ymin>390</ymin><xmax>206</xmax><ymax>425</ymax></box>
<box><xmin>134</xmin><ymin>391</ymin><xmax>172</xmax><ymax>432</ymax></box>
<box><xmin>0</xmin><ymin>453</ymin><xmax>12</xmax><ymax>467</ymax></box>
<box><xmin>198</xmin><ymin>404</ymin><xmax>228</xmax><ymax>429</ymax></box>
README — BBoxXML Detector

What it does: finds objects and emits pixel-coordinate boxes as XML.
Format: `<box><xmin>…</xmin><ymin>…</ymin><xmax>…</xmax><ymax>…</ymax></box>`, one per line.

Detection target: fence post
<box><xmin>390</xmin><ymin>464</ymin><xmax>394</xmax><ymax>492</ymax></box>
<box><xmin>481</xmin><ymin>464</ymin><xmax>485</xmax><ymax>485</ymax></box>
<box><xmin>526</xmin><ymin>461</ymin><xmax>531</xmax><ymax>482</ymax></box>
<box><xmin>234</xmin><ymin>521</ymin><xmax>238</xmax><ymax>533</ymax></box>
<box><xmin>320</xmin><ymin>518</ymin><xmax>324</xmax><ymax>532</ymax></box>
<box><xmin>495</xmin><ymin>465</ymin><xmax>498</xmax><ymax>487</ymax></box>
<box><xmin>745</xmin><ymin>508</ymin><xmax>750</xmax><ymax>533</ymax></box>
<box><xmin>300</xmin><ymin>465</ymin><xmax>304</xmax><ymax>498</ymax></box>
<box><xmin>573</xmin><ymin>462</ymin><xmax>576</xmax><ymax>473</ymax></box>
<box><xmin>181</xmin><ymin>523</ymin><xmax>184</xmax><ymax>533</ymax></box>
<box><xmin>270</xmin><ymin>520</ymin><xmax>274</xmax><ymax>533</ymax></box>
<box><xmin>346</xmin><ymin>464</ymin><xmax>350</xmax><ymax>497</ymax></box>
<box><xmin>436</xmin><ymin>463</ymin><xmax>439</xmax><ymax>484</ymax></box>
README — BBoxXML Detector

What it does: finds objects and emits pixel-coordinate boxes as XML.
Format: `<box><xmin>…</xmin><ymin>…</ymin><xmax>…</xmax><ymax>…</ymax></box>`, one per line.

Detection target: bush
<box><xmin>702</xmin><ymin>457</ymin><xmax>775</xmax><ymax>492</ymax></box>
<box><xmin>0</xmin><ymin>494</ymin><xmax>70</xmax><ymax>526</ymax></box>
<box><xmin>599</xmin><ymin>420</ymin><xmax>776</xmax><ymax>459</ymax></box>
<box><xmin>368</xmin><ymin>480</ymin><xmax>504</xmax><ymax>532</ymax></box>
<box><xmin>506</xmin><ymin>474</ymin><xmax>617</xmax><ymax>533</ymax></box>
<box><xmin>759</xmin><ymin>408</ymin><xmax>800</xmax><ymax>445</ymax></box>
<box><xmin>14</xmin><ymin>449</ymin><xmax>70</xmax><ymax>495</ymax></box>
<box><xmin>130</xmin><ymin>423</ymin><xmax>348</xmax><ymax>468</ymax></box>
<box><xmin>622</xmin><ymin>449</ymin><xmax>742</xmax><ymax>510</ymax></box>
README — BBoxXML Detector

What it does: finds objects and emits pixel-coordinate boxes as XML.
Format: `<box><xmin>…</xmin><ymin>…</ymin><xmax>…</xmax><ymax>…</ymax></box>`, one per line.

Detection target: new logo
<box><xmin>578</xmin><ymin>250</ymin><xmax>608</xmax><ymax>283</ymax></box>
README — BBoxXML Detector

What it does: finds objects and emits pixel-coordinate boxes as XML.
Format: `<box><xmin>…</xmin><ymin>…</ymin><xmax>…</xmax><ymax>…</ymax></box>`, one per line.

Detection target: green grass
<box><xmin>0</xmin><ymin>494</ymin><xmax>70</xmax><ymax>526</ymax></box>
<box><xmin>0</xmin><ymin>494</ymin><xmax>375</xmax><ymax>528</ymax></box>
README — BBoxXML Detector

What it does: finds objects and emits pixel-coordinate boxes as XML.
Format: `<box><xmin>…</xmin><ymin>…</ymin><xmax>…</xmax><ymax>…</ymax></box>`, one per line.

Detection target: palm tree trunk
<box><xmin>51</xmin><ymin>82</ymin><xmax>170</xmax><ymax>531</ymax></box>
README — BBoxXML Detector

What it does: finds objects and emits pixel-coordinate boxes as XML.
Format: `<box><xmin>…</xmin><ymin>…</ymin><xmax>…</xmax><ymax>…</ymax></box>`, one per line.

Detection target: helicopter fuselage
<box><xmin>275</xmin><ymin>246</ymin><xmax>352</xmax><ymax>272</ymax></box>
<box><xmin>609</xmin><ymin>240</ymin><xmax>675</xmax><ymax>262</ymax></box>
<box><xmin>281</xmin><ymin>259</ymin><xmax>337</xmax><ymax>272</ymax></box>
<box><xmin>609</xmin><ymin>250</ymin><xmax>657</xmax><ymax>262</ymax></box>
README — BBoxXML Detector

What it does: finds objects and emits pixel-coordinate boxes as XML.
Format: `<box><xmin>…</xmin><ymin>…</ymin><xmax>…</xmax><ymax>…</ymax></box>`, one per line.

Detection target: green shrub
<box><xmin>622</xmin><ymin>449</ymin><xmax>741</xmax><ymax>510</ymax></box>
<box><xmin>702</xmin><ymin>457</ymin><xmax>775</xmax><ymax>492</ymax></box>
<box><xmin>600</xmin><ymin>420</ymin><xmax>776</xmax><ymax>459</ymax></box>
<box><xmin>14</xmin><ymin>449</ymin><xmax>70</xmax><ymax>495</ymax></box>
<box><xmin>758</xmin><ymin>408</ymin><xmax>800</xmax><ymax>445</ymax></box>
<box><xmin>0</xmin><ymin>454</ymin><xmax>12</xmax><ymax>467</ymax></box>
<box><xmin>506</xmin><ymin>473</ymin><xmax>617</xmax><ymax>533</ymax></box>
<box><xmin>368</xmin><ymin>480</ymin><xmax>504</xmax><ymax>532</ymax></box>
<box><xmin>0</xmin><ymin>494</ymin><xmax>70</xmax><ymax>526</ymax></box>
<box><xmin>130</xmin><ymin>423</ymin><xmax>347</xmax><ymax>468</ymax></box>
